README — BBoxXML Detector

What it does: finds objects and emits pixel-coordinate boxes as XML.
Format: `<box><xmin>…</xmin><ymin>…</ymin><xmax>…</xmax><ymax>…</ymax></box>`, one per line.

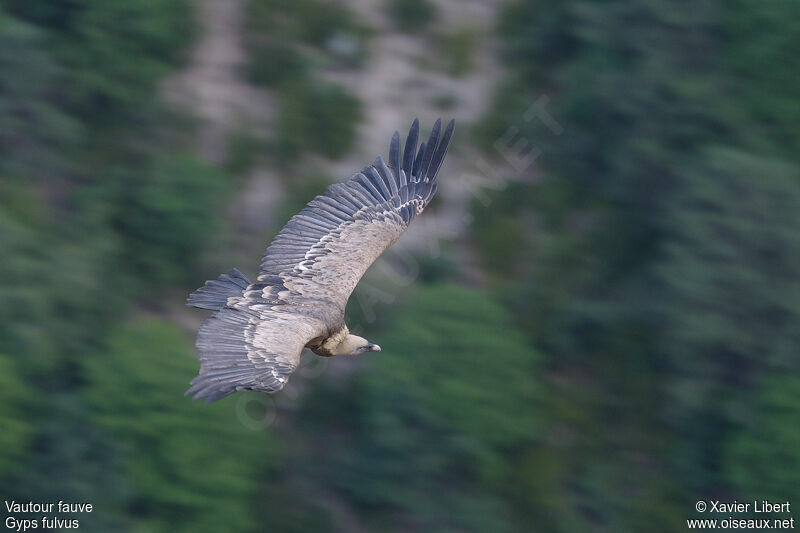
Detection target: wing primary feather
<box><xmin>389</xmin><ymin>131</ymin><xmax>401</xmax><ymax>172</ymax></box>
<box><xmin>345</xmin><ymin>181</ymin><xmax>376</xmax><ymax>206</ymax></box>
<box><xmin>427</xmin><ymin>119</ymin><xmax>456</xmax><ymax>183</ymax></box>
<box><xmin>413</xmin><ymin>141</ymin><xmax>426</xmax><ymax>182</ymax></box>
<box><xmin>295</xmin><ymin>209</ymin><xmax>338</xmax><ymax>229</ymax></box>
<box><xmin>355</xmin><ymin>172</ymin><xmax>385</xmax><ymax>201</ymax></box>
<box><xmin>393</xmin><ymin>134</ymin><xmax>407</xmax><ymax>189</ymax></box>
<box><xmin>281</xmin><ymin>228</ymin><xmax>325</xmax><ymax>243</ymax></box>
<box><xmin>273</xmin><ymin>236</ymin><xmax>317</xmax><ymax>247</ymax></box>
<box><xmin>291</xmin><ymin>214</ymin><xmax>332</xmax><ymax>233</ymax></box>
<box><xmin>313</xmin><ymin>195</ymin><xmax>355</xmax><ymax>218</ymax></box>
<box><xmin>373</xmin><ymin>156</ymin><xmax>399</xmax><ymax>197</ymax></box>
<box><xmin>402</xmin><ymin>118</ymin><xmax>419</xmax><ymax>176</ymax></box>
<box><xmin>325</xmin><ymin>183</ymin><xmax>362</xmax><ymax>211</ymax></box>
<box><xmin>382</xmin><ymin>155</ymin><xmax>400</xmax><ymax>197</ymax></box>
<box><xmin>399</xmin><ymin>183</ymin><xmax>410</xmax><ymax>204</ymax></box>
<box><xmin>424</xmin><ymin>182</ymin><xmax>438</xmax><ymax>204</ymax></box>
<box><xmin>303</xmin><ymin>205</ymin><xmax>345</xmax><ymax>226</ymax></box>
<box><xmin>269</xmin><ymin>245</ymin><xmax>311</xmax><ymax>254</ymax></box>
<box><xmin>407</xmin><ymin>178</ymin><xmax>418</xmax><ymax>201</ymax></box>
<box><xmin>364</xmin><ymin>165</ymin><xmax>391</xmax><ymax>199</ymax></box>
<box><xmin>419</xmin><ymin>118</ymin><xmax>442</xmax><ymax>181</ymax></box>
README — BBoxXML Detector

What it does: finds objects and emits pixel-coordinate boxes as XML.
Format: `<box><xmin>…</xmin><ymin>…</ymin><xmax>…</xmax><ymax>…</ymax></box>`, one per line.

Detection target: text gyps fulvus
<box><xmin>186</xmin><ymin>119</ymin><xmax>455</xmax><ymax>403</ymax></box>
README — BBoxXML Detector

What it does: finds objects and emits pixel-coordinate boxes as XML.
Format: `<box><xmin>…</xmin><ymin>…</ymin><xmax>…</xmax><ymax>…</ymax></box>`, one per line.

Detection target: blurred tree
<box><xmin>476</xmin><ymin>0</ymin><xmax>800</xmax><ymax>522</ymax></box>
<box><xmin>438</xmin><ymin>28</ymin><xmax>478</xmax><ymax>78</ymax></box>
<box><xmin>275</xmin><ymin>79</ymin><xmax>362</xmax><ymax>161</ymax></box>
<box><xmin>246</xmin><ymin>0</ymin><xmax>370</xmax><ymax>84</ymax></box>
<box><xmin>655</xmin><ymin>148</ymin><xmax>800</xmax><ymax>486</ymax></box>
<box><xmin>6</xmin><ymin>394</ymin><xmax>133</xmax><ymax>531</ymax></box>
<box><xmin>0</xmin><ymin>6</ymin><xmax>238</xmax><ymax>531</ymax></box>
<box><xmin>83</xmin><ymin>320</ymin><xmax>277</xmax><ymax>532</ymax></box>
<box><xmin>248</xmin><ymin>0</ymin><xmax>366</xmax><ymax>49</ymax></box>
<box><xmin>725</xmin><ymin>375</ymin><xmax>800</xmax><ymax>503</ymax></box>
<box><xmin>0</xmin><ymin>355</ymin><xmax>34</xmax><ymax>478</ymax></box>
<box><xmin>293</xmin><ymin>285</ymin><xmax>542</xmax><ymax>532</ymax></box>
<box><xmin>720</xmin><ymin>0</ymin><xmax>800</xmax><ymax>155</ymax></box>
<box><xmin>387</xmin><ymin>0</ymin><xmax>437</xmax><ymax>34</ymax></box>
<box><xmin>244</xmin><ymin>0</ymin><xmax>367</xmax><ymax>163</ymax></box>
<box><xmin>0</xmin><ymin>207</ymin><xmax>55</xmax><ymax>365</ymax></box>
<box><xmin>247</xmin><ymin>40</ymin><xmax>309</xmax><ymax>88</ymax></box>
<box><xmin>3</xmin><ymin>0</ymin><xmax>193</xmax><ymax>124</ymax></box>
<box><xmin>0</xmin><ymin>12</ymin><xmax>79</xmax><ymax>179</ymax></box>
<box><xmin>107</xmin><ymin>154</ymin><xmax>228</xmax><ymax>288</ymax></box>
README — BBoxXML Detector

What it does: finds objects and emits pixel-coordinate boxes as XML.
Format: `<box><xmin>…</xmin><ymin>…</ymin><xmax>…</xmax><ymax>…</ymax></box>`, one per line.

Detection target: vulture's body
<box><xmin>186</xmin><ymin>119</ymin><xmax>455</xmax><ymax>403</ymax></box>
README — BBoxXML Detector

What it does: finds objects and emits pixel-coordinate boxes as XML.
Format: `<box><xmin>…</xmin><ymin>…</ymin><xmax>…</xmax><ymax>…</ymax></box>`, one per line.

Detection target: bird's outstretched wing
<box><xmin>256</xmin><ymin>118</ymin><xmax>455</xmax><ymax>309</ymax></box>
<box><xmin>186</xmin><ymin>119</ymin><xmax>454</xmax><ymax>403</ymax></box>
<box><xmin>186</xmin><ymin>304</ymin><xmax>325</xmax><ymax>403</ymax></box>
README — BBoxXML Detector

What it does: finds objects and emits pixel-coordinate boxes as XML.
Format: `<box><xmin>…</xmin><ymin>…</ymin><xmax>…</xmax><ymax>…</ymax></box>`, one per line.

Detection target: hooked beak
<box><xmin>368</xmin><ymin>343</ymin><xmax>381</xmax><ymax>352</ymax></box>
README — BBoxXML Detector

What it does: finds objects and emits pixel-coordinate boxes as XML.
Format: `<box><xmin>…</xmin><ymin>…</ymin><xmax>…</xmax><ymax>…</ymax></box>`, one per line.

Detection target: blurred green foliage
<box><xmin>471</xmin><ymin>0</ymin><xmax>800</xmax><ymax>528</ymax></box>
<box><xmin>0</xmin><ymin>355</ymin><xmax>33</xmax><ymax>477</ymax></box>
<box><xmin>83</xmin><ymin>320</ymin><xmax>275</xmax><ymax>532</ymax></box>
<box><xmin>275</xmin><ymin>79</ymin><xmax>362</xmax><ymax>161</ymax></box>
<box><xmin>223</xmin><ymin>126</ymin><xmax>267</xmax><ymax>178</ymax></box>
<box><xmin>248</xmin><ymin>0</ymin><xmax>369</xmax><ymax>51</ymax></box>
<box><xmin>245</xmin><ymin>0</ymin><xmax>366</xmax><ymax>161</ymax></box>
<box><xmin>438</xmin><ymin>28</ymin><xmax>478</xmax><ymax>77</ymax></box>
<box><xmin>0</xmin><ymin>13</ymin><xmax>78</xmax><ymax>178</ymax></box>
<box><xmin>387</xmin><ymin>0</ymin><xmax>437</xmax><ymax>33</ymax></box>
<box><xmin>108</xmin><ymin>155</ymin><xmax>228</xmax><ymax>287</ymax></box>
<box><xmin>247</xmin><ymin>40</ymin><xmax>309</xmax><ymax>87</ymax></box>
<box><xmin>0</xmin><ymin>2</ymin><xmax>247</xmax><ymax>530</ymax></box>
<box><xmin>294</xmin><ymin>285</ymin><xmax>542</xmax><ymax>531</ymax></box>
<box><xmin>3</xmin><ymin>0</ymin><xmax>193</xmax><ymax>124</ymax></box>
<box><xmin>725</xmin><ymin>376</ymin><xmax>800</xmax><ymax>504</ymax></box>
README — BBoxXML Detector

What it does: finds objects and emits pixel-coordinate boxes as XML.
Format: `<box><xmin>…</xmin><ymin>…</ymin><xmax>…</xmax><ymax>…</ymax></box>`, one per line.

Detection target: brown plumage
<box><xmin>185</xmin><ymin>118</ymin><xmax>455</xmax><ymax>403</ymax></box>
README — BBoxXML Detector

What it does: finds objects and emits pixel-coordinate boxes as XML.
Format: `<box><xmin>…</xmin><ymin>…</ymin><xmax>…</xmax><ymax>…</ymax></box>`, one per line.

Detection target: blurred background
<box><xmin>1</xmin><ymin>0</ymin><xmax>799</xmax><ymax>531</ymax></box>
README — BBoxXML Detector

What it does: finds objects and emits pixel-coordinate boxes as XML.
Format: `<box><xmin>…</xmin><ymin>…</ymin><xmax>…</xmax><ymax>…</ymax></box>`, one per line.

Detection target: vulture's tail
<box><xmin>186</xmin><ymin>268</ymin><xmax>251</xmax><ymax>310</ymax></box>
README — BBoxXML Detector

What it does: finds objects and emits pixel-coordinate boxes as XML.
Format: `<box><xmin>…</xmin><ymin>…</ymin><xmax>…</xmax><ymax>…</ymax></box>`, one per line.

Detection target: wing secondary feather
<box><xmin>186</xmin><ymin>306</ymin><xmax>326</xmax><ymax>403</ymax></box>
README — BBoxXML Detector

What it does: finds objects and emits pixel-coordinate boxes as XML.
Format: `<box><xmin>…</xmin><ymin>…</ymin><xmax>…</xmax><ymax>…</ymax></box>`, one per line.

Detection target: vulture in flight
<box><xmin>186</xmin><ymin>118</ymin><xmax>455</xmax><ymax>403</ymax></box>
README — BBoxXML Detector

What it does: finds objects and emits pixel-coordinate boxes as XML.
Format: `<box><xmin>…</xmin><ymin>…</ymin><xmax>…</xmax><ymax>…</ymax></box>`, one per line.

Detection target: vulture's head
<box><xmin>334</xmin><ymin>334</ymin><xmax>381</xmax><ymax>356</ymax></box>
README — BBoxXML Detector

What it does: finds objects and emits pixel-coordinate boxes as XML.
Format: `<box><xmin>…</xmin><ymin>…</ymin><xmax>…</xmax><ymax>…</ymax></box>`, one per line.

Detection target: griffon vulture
<box><xmin>186</xmin><ymin>118</ymin><xmax>455</xmax><ymax>403</ymax></box>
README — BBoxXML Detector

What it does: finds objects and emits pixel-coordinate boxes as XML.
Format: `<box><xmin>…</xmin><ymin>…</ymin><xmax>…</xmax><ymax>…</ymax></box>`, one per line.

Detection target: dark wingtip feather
<box><xmin>427</xmin><ymin>119</ymin><xmax>455</xmax><ymax>183</ymax></box>
<box><xmin>419</xmin><ymin>118</ymin><xmax>442</xmax><ymax>181</ymax></box>
<box><xmin>402</xmin><ymin>118</ymin><xmax>420</xmax><ymax>175</ymax></box>
<box><xmin>373</xmin><ymin>155</ymin><xmax>397</xmax><ymax>197</ymax></box>
<box><xmin>390</xmin><ymin>131</ymin><xmax>403</xmax><ymax>186</ymax></box>
<box><xmin>389</xmin><ymin>131</ymin><xmax>401</xmax><ymax>170</ymax></box>
<box><xmin>375</xmin><ymin>155</ymin><xmax>399</xmax><ymax>196</ymax></box>
<box><xmin>413</xmin><ymin>141</ymin><xmax>426</xmax><ymax>182</ymax></box>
